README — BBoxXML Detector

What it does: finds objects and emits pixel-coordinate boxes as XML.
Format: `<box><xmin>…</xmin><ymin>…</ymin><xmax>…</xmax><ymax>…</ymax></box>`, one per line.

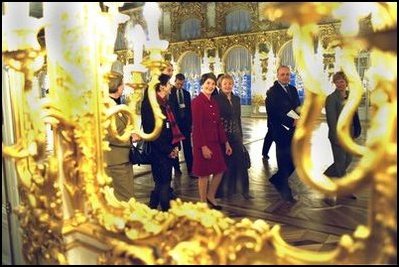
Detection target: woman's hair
<box><xmin>332</xmin><ymin>71</ymin><xmax>348</xmax><ymax>83</ymax></box>
<box><xmin>155</xmin><ymin>73</ymin><xmax>171</xmax><ymax>92</ymax></box>
<box><xmin>108</xmin><ymin>71</ymin><xmax>123</xmax><ymax>93</ymax></box>
<box><xmin>218</xmin><ymin>74</ymin><xmax>234</xmax><ymax>88</ymax></box>
<box><xmin>200</xmin><ymin>72</ymin><xmax>217</xmax><ymax>86</ymax></box>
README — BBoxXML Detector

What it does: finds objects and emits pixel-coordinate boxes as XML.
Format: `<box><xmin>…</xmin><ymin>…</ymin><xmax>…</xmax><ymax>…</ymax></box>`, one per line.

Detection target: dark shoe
<box><xmin>174</xmin><ymin>169</ymin><xmax>182</xmax><ymax>175</ymax></box>
<box><xmin>169</xmin><ymin>188</ymin><xmax>177</xmax><ymax>200</ymax></box>
<box><xmin>188</xmin><ymin>173</ymin><xmax>198</xmax><ymax>178</ymax></box>
<box><xmin>281</xmin><ymin>187</ymin><xmax>295</xmax><ymax>202</ymax></box>
<box><xmin>285</xmin><ymin>195</ymin><xmax>297</xmax><ymax>203</ymax></box>
<box><xmin>206</xmin><ymin>198</ymin><xmax>222</xmax><ymax>210</ymax></box>
<box><xmin>242</xmin><ymin>193</ymin><xmax>255</xmax><ymax>200</ymax></box>
<box><xmin>323</xmin><ymin>196</ymin><xmax>337</xmax><ymax>206</ymax></box>
<box><xmin>263</xmin><ymin>155</ymin><xmax>270</xmax><ymax>160</ymax></box>
<box><xmin>344</xmin><ymin>193</ymin><xmax>357</xmax><ymax>199</ymax></box>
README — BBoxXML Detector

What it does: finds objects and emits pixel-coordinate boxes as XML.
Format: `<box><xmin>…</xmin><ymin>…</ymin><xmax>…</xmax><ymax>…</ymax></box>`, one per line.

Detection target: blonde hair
<box><xmin>218</xmin><ymin>74</ymin><xmax>234</xmax><ymax>88</ymax></box>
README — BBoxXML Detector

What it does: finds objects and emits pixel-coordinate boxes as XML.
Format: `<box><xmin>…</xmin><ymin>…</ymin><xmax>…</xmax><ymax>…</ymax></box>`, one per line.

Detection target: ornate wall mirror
<box><xmin>2</xmin><ymin>2</ymin><xmax>396</xmax><ymax>264</ymax></box>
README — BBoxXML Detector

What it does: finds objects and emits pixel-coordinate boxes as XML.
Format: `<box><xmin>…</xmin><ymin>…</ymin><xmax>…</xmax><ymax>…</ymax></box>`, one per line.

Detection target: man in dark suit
<box><xmin>169</xmin><ymin>73</ymin><xmax>195</xmax><ymax>177</ymax></box>
<box><xmin>211</xmin><ymin>73</ymin><xmax>224</xmax><ymax>96</ymax></box>
<box><xmin>266</xmin><ymin>65</ymin><xmax>301</xmax><ymax>202</ymax></box>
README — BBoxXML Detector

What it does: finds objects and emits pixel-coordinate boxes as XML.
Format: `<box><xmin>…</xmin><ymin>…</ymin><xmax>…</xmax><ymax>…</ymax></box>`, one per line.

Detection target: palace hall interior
<box><xmin>2</xmin><ymin>2</ymin><xmax>397</xmax><ymax>265</ymax></box>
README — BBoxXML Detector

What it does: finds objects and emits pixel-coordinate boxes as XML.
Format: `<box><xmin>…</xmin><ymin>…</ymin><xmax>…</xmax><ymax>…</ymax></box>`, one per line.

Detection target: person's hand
<box><xmin>201</xmin><ymin>146</ymin><xmax>213</xmax><ymax>159</ymax></box>
<box><xmin>225</xmin><ymin>142</ymin><xmax>232</xmax><ymax>156</ymax></box>
<box><xmin>169</xmin><ymin>148</ymin><xmax>179</xmax><ymax>159</ymax></box>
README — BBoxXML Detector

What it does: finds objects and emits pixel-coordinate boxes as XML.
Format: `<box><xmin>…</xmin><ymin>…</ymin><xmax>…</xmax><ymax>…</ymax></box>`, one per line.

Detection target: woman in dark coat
<box><xmin>141</xmin><ymin>74</ymin><xmax>184</xmax><ymax>211</ymax></box>
<box><xmin>214</xmin><ymin>74</ymin><xmax>253</xmax><ymax>200</ymax></box>
<box><xmin>192</xmin><ymin>73</ymin><xmax>232</xmax><ymax>209</ymax></box>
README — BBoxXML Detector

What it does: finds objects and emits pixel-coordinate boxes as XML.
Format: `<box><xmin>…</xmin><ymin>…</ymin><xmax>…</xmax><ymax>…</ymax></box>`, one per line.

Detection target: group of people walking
<box><xmin>104</xmin><ymin>62</ymin><xmax>361</xmax><ymax>210</ymax></box>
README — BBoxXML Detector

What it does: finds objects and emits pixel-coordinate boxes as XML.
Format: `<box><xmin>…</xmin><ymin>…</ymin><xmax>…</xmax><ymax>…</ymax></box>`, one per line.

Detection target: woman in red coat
<box><xmin>192</xmin><ymin>73</ymin><xmax>232</xmax><ymax>210</ymax></box>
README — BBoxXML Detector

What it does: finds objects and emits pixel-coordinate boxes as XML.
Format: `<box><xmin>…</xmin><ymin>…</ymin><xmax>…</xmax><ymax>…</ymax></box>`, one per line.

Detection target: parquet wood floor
<box><xmin>132</xmin><ymin>117</ymin><xmax>369</xmax><ymax>252</ymax></box>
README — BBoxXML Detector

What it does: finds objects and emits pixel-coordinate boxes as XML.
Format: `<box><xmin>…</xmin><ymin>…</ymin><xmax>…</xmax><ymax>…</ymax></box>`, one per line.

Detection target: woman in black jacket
<box><xmin>214</xmin><ymin>74</ymin><xmax>253</xmax><ymax>200</ymax></box>
<box><xmin>141</xmin><ymin>74</ymin><xmax>184</xmax><ymax>211</ymax></box>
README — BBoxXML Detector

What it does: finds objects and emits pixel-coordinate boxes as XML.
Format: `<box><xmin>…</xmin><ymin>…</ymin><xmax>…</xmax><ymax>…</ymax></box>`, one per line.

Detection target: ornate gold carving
<box><xmin>2</xmin><ymin>2</ymin><xmax>396</xmax><ymax>265</ymax></box>
<box><xmin>3</xmin><ymin>49</ymin><xmax>66</xmax><ymax>264</ymax></box>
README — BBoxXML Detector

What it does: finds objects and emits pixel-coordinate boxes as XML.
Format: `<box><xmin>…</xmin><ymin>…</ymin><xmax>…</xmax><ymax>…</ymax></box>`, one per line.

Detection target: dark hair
<box><xmin>108</xmin><ymin>71</ymin><xmax>123</xmax><ymax>93</ymax></box>
<box><xmin>158</xmin><ymin>73</ymin><xmax>171</xmax><ymax>86</ymax></box>
<box><xmin>175</xmin><ymin>73</ymin><xmax>185</xmax><ymax>81</ymax></box>
<box><xmin>155</xmin><ymin>74</ymin><xmax>171</xmax><ymax>92</ymax></box>
<box><xmin>217</xmin><ymin>73</ymin><xmax>224</xmax><ymax>81</ymax></box>
<box><xmin>200</xmin><ymin>73</ymin><xmax>217</xmax><ymax>86</ymax></box>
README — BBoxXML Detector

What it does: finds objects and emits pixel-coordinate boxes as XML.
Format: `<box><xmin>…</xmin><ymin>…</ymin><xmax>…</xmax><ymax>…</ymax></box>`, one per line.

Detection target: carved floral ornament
<box><xmin>2</xmin><ymin>2</ymin><xmax>396</xmax><ymax>265</ymax></box>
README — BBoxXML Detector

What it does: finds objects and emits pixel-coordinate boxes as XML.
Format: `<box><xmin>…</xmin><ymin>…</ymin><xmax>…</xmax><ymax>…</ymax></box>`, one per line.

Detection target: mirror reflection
<box><xmin>20</xmin><ymin>0</ymin><xmax>372</xmax><ymax>251</ymax></box>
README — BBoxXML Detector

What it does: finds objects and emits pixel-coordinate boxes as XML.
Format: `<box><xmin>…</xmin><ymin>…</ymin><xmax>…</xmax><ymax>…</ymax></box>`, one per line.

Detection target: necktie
<box><xmin>284</xmin><ymin>85</ymin><xmax>292</xmax><ymax>99</ymax></box>
<box><xmin>179</xmin><ymin>90</ymin><xmax>184</xmax><ymax>104</ymax></box>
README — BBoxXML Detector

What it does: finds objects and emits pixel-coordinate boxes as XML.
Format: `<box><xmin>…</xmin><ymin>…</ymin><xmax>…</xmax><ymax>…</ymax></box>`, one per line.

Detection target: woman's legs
<box><xmin>207</xmin><ymin>172</ymin><xmax>223</xmax><ymax>203</ymax></box>
<box><xmin>198</xmin><ymin>176</ymin><xmax>209</xmax><ymax>202</ymax></box>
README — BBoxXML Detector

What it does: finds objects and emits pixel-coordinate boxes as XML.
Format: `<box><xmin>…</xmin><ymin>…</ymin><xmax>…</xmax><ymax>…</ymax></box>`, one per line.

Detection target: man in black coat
<box><xmin>169</xmin><ymin>73</ymin><xmax>195</xmax><ymax>177</ymax></box>
<box><xmin>266</xmin><ymin>65</ymin><xmax>301</xmax><ymax>202</ymax></box>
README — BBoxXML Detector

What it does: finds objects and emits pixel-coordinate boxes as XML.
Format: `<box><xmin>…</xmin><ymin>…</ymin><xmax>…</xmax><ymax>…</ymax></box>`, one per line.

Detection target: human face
<box><xmin>162</xmin><ymin>65</ymin><xmax>174</xmax><ymax>77</ymax></box>
<box><xmin>175</xmin><ymin>79</ymin><xmax>184</xmax><ymax>90</ymax></box>
<box><xmin>334</xmin><ymin>78</ymin><xmax>347</xmax><ymax>92</ymax></box>
<box><xmin>163</xmin><ymin>82</ymin><xmax>172</xmax><ymax>95</ymax></box>
<box><xmin>201</xmin><ymin>78</ymin><xmax>216</xmax><ymax>96</ymax></box>
<box><xmin>277</xmin><ymin>67</ymin><xmax>290</xmax><ymax>85</ymax></box>
<box><xmin>220</xmin><ymin>78</ymin><xmax>233</xmax><ymax>95</ymax></box>
<box><xmin>116</xmin><ymin>83</ymin><xmax>124</xmax><ymax>98</ymax></box>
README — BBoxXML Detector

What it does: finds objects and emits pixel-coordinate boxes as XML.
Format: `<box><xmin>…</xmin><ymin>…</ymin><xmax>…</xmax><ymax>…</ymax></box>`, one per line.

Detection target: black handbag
<box><xmin>129</xmin><ymin>141</ymin><xmax>152</xmax><ymax>165</ymax></box>
<box><xmin>243</xmin><ymin>145</ymin><xmax>251</xmax><ymax>169</ymax></box>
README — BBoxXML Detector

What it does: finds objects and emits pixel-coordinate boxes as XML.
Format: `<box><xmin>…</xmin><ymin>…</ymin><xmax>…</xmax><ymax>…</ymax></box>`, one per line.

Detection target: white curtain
<box><xmin>180</xmin><ymin>19</ymin><xmax>201</xmax><ymax>40</ymax></box>
<box><xmin>279</xmin><ymin>40</ymin><xmax>296</xmax><ymax>70</ymax></box>
<box><xmin>225</xmin><ymin>9</ymin><xmax>251</xmax><ymax>34</ymax></box>
<box><xmin>225</xmin><ymin>47</ymin><xmax>251</xmax><ymax>74</ymax></box>
<box><xmin>180</xmin><ymin>52</ymin><xmax>201</xmax><ymax>97</ymax></box>
<box><xmin>225</xmin><ymin>47</ymin><xmax>252</xmax><ymax>105</ymax></box>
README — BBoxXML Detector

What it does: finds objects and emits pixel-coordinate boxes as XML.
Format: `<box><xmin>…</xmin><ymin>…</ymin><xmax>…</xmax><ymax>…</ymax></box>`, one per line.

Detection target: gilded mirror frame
<box><xmin>2</xmin><ymin>2</ymin><xmax>396</xmax><ymax>264</ymax></box>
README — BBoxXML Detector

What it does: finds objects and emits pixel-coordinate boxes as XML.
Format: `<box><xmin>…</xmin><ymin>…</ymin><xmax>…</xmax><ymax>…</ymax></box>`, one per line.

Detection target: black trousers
<box><xmin>216</xmin><ymin>142</ymin><xmax>250</xmax><ymax>198</ymax></box>
<box><xmin>172</xmin><ymin>130</ymin><xmax>193</xmax><ymax>173</ymax></box>
<box><xmin>150</xmin><ymin>155</ymin><xmax>173</xmax><ymax>211</ymax></box>
<box><xmin>269</xmin><ymin>131</ymin><xmax>295</xmax><ymax>199</ymax></box>
<box><xmin>262</xmin><ymin>129</ymin><xmax>273</xmax><ymax>156</ymax></box>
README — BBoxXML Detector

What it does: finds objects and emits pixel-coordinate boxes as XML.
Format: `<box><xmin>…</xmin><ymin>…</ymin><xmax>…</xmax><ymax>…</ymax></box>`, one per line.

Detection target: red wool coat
<box><xmin>191</xmin><ymin>92</ymin><xmax>227</xmax><ymax>176</ymax></box>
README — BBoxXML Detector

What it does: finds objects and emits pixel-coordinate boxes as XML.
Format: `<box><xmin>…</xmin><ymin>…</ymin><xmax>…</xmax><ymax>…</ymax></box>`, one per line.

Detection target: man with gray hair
<box><xmin>266</xmin><ymin>65</ymin><xmax>301</xmax><ymax>203</ymax></box>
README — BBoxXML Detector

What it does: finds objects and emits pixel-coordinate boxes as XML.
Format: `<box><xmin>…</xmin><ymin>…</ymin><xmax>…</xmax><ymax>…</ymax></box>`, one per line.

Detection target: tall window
<box><xmin>180</xmin><ymin>18</ymin><xmax>201</xmax><ymax>40</ymax></box>
<box><xmin>225</xmin><ymin>46</ymin><xmax>252</xmax><ymax>105</ymax></box>
<box><xmin>225</xmin><ymin>9</ymin><xmax>251</xmax><ymax>34</ymax></box>
<box><xmin>180</xmin><ymin>52</ymin><xmax>201</xmax><ymax>97</ymax></box>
